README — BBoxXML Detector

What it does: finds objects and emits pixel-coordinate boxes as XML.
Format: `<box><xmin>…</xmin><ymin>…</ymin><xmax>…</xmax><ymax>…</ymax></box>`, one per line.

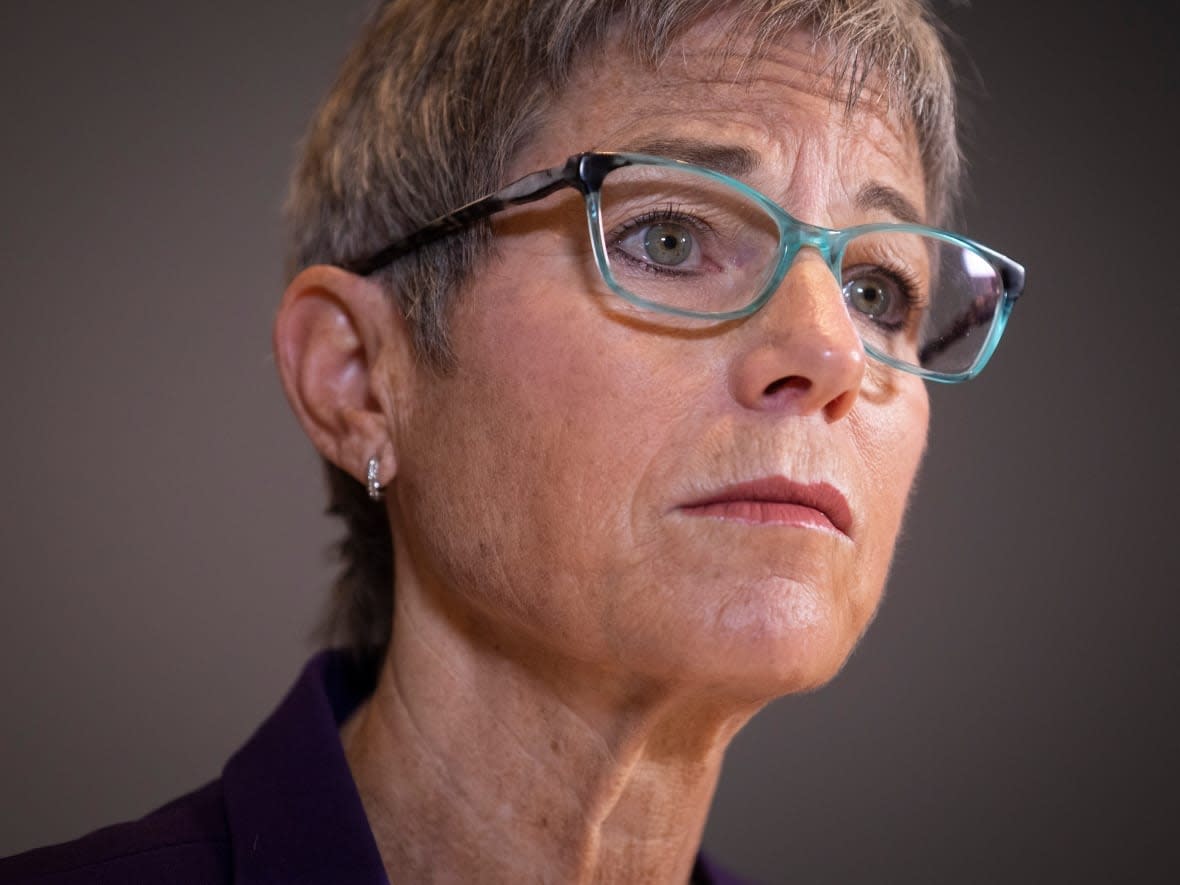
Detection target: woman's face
<box><xmin>387</xmin><ymin>26</ymin><xmax>930</xmax><ymax>701</ymax></box>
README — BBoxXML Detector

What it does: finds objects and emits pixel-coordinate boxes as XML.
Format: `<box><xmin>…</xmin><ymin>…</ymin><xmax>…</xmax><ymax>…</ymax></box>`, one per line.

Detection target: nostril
<box><xmin>763</xmin><ymin>375</ymin><xmax>810</xmax><ymax>399</ymax></box>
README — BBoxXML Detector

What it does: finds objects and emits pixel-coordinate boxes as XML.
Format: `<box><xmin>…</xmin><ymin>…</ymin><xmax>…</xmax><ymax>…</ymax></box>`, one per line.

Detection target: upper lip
<box><xmin>679</xmin><ymin>476</ymin><xmax>853</xmax><ymax>537</ymax></box>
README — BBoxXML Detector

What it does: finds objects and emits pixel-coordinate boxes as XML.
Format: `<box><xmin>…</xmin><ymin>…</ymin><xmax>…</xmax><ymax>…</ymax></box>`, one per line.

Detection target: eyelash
<box><xmin>846</xmin><ymin>262</ymin><xmax>927</xmax><ymax>331</ymax></box>
<box><xmin>607</xmin><ymin>205</ymin><xmax>716</xmax><ymax>275</ymax></box>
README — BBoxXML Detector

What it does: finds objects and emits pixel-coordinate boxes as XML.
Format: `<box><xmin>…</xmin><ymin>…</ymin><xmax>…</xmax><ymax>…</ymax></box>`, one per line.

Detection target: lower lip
<box><xmin>682</xmin><ymin>500</ymin><xmax>838</xmax><ymax>532</ymax></box>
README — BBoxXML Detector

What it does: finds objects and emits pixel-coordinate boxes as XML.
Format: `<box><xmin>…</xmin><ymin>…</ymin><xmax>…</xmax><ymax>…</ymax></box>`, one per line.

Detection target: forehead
<box><xmin>527</xmin><ymin>23</ymin><xmax>926</xmax><ymax>223</ymax></box>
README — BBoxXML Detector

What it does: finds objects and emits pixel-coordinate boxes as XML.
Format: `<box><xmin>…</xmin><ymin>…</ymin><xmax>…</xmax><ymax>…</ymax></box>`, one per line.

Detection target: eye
<box><xmin>845</xmin><ymin>275</ymin><xmax>894</xmax><ymax>318</ymax></box>
<box><xmin>615</xmin><ymin>218</ymin><xmax>701</xmax><ymax>270</ymax></box>
<box><xmin>643</xmin><ymin>222</ymin><xmax>694</xmax><ymax>266</ymax></box>
<box><xmin>842</xmin><ymin>269</ymin><xmax>920</xmax><ymax>331</ymax></box>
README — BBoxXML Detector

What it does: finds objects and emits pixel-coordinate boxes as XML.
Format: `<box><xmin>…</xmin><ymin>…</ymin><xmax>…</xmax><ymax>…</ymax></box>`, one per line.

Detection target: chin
<box><xmin>631</xmin><ymin>577</ymin><xmax>868</xmax><ymax>703</ymax></box>
<box><xmin>713</xmin><ymin>624</ymin><xmax>855</xmax><ymax>702</ymax></box>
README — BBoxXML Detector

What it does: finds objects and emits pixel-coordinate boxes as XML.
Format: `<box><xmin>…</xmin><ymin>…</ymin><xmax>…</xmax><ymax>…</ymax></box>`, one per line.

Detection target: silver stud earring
<box><xmin>366</xmin><ymin>456</ymin><xmax>383</xmax><ymax>501</ymax></box>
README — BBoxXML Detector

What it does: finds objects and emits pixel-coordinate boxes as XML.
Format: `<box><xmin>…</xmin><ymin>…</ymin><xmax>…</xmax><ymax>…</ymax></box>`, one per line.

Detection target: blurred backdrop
<box><xmin>2</xmin><ymin>1</ymin><xmax>1176</xmax><ymax>881</ymax></box>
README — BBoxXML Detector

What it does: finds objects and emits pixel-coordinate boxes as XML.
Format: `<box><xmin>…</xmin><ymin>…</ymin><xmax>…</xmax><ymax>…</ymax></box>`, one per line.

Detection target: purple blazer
<box><xmin>0</xmin><ymin>652</ymin><xmax>751</xmax><ymax>884</ymax></box>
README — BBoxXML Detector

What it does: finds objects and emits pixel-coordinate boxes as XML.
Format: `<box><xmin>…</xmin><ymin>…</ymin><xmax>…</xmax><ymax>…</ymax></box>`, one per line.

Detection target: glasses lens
<box><xmin>597</xmin><ymin>164</ymin><xmax>780</xmax><ymax>316</ymax></box>
<box><xmin>596</xmin><ymin>160</ymin><xmax>1006</xmax><ymax>377</ymax></box>
<box><xmin>842</xmin><ymin>231</ymin><xmax>1004</xmax><ymax>376</ymax></box>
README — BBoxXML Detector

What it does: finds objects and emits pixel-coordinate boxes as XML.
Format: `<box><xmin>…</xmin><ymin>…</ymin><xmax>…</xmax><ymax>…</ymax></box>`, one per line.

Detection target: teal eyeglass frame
<box><xmin>341</xmin><ymin>151</ymin><xmax>1026</xmax><ymax>383</ymax></box>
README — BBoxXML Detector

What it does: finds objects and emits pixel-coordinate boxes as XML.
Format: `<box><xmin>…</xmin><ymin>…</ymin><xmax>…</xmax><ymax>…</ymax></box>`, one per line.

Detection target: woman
<box><xmin>1</xmin><ymin>0</ymin><xmax>1023</xmax><ymax>882</ymax></box>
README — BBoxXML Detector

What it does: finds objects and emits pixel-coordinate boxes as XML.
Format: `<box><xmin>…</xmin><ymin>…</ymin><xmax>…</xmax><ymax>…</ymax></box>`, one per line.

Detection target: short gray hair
<box><xmin>285</xmin><ymin>0</ymin><xmax>961</xmax><ymax>671</ymax></box>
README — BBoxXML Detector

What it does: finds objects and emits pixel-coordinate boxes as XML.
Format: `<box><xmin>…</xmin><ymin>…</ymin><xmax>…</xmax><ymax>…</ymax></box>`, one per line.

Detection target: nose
<box><xmin>728</xmin><ymin>253</ymin><xmax>866</xmax><ymax>421</ymax></box>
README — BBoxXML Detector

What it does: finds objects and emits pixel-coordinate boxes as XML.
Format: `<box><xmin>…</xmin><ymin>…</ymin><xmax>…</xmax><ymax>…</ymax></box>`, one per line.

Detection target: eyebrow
<box><xmin>855</xmin><ymin>182</ymin><xmax>925</xmax><ymax>226</ymax></box>
<box><xmin>615</xmin><ymin>137</ymin><xmax>924</xmax><ymax>225</ymax></box>
<box><xmin>616</xmin><ymin>137</ymin><xmax>759</xmax><ymax>178</ymax></box>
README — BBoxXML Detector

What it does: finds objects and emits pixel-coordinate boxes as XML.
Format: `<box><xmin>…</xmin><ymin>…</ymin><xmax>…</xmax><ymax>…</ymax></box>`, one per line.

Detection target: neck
<box><xmin>341</xmin><ymin>582</ymin><xmax>759</xmax><ymax>883</ymax></box>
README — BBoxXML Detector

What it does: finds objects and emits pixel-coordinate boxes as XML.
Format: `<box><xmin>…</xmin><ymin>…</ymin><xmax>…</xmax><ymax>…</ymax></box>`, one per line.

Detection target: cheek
<box><xmin>394</xmin><ymin>287</ymin><xmax>699</xmax><ymax>643</ymax></box>
<box><xmin>852</xmin><ymin>381</ymin><xmax>930</xmax><ymax>589</ymax></box>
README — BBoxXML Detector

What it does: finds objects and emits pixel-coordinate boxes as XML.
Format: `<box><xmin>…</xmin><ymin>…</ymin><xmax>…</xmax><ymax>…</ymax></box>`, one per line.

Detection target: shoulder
<box><xmin>694</xmin><ymin>852</ymin><xmax>760</xmax><ymax>885</ymax></box>
<box><xmin>0</xmin><ymin>780</ymin><xmax>230</xmax><ymax>885</ymax></box>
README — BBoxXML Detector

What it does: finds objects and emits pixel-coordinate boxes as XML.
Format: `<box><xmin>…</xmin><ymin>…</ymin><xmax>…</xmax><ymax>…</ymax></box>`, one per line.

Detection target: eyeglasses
<box><xmin>342</xmin><ymin>152</ymin><xmax>1025</xmax><ymax>382</ymax></box>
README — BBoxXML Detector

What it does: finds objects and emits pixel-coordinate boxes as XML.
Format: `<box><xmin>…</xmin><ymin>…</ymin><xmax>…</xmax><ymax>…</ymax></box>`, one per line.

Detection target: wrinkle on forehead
<box><xmin>600</xmin><ymin>10</ymin><xmax>909</xmax><ymax>137</ymax></box>
<box><xmin>524</xmin><ymin>19</ymin><xmax>928</xmax><ymax>225</ymax></box>
<box><xmin>548</xmin><ymin>29</ymin><xmax>925</xmax><ymax>226</ymax></box>
<box><xmin>671</xmin><ymin>23</ymin><xmax>892</xmax><ymax>110</ymax></box>
<box><xmin>634</xmin><ymin>27</ymin><xmax>910</xmax><ymax>150</ymax></box>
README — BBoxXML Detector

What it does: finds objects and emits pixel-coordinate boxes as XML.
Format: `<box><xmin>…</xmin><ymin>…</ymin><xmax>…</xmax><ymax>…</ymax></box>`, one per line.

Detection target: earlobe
<box><xmin>273</xmin><ymin>264</ymin><xmax>408</xmax><ymax>489</ymax></box>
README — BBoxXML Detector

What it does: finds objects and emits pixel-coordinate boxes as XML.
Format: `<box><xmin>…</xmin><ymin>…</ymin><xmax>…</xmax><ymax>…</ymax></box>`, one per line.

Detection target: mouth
<box><xmin>678</xmin><ymin>477</ymin><xmax>853</xmax><ymax>537</ymax></box>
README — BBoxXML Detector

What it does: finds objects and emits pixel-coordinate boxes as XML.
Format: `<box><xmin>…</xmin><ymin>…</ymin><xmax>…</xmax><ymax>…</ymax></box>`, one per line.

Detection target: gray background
<box><xmin>2</xmin><ymin>1</ymin><xmax>1176</xmax><ymax>881</ymax></box>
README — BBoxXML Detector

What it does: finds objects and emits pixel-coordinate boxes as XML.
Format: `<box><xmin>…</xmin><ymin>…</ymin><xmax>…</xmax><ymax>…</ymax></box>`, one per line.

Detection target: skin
<box><xmin>275</xmin><ymin>20</ymin><xmax>930</xmax><ymax>885</ymax></box>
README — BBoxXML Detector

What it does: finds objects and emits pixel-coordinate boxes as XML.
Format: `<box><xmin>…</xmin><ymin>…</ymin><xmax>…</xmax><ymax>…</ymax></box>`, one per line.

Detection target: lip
<box><xmin>678</xmin><ymin>477</ymin><xmax>853</xmax><ymax>537</ymax></box>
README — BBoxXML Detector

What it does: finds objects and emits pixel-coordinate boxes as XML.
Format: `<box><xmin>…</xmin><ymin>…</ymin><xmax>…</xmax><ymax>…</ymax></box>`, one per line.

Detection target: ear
<box><xmin>273</xmin><ymin>264</ymin><xmax>413</xmax><ymax>491</ymax></box>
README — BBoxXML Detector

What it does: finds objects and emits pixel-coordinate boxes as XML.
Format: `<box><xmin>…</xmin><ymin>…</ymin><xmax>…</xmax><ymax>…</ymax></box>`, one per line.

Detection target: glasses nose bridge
<box><xmin>778</xmin><ymin>218</ymin><xmax>842</xmax><ymax>281</ymax></box>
